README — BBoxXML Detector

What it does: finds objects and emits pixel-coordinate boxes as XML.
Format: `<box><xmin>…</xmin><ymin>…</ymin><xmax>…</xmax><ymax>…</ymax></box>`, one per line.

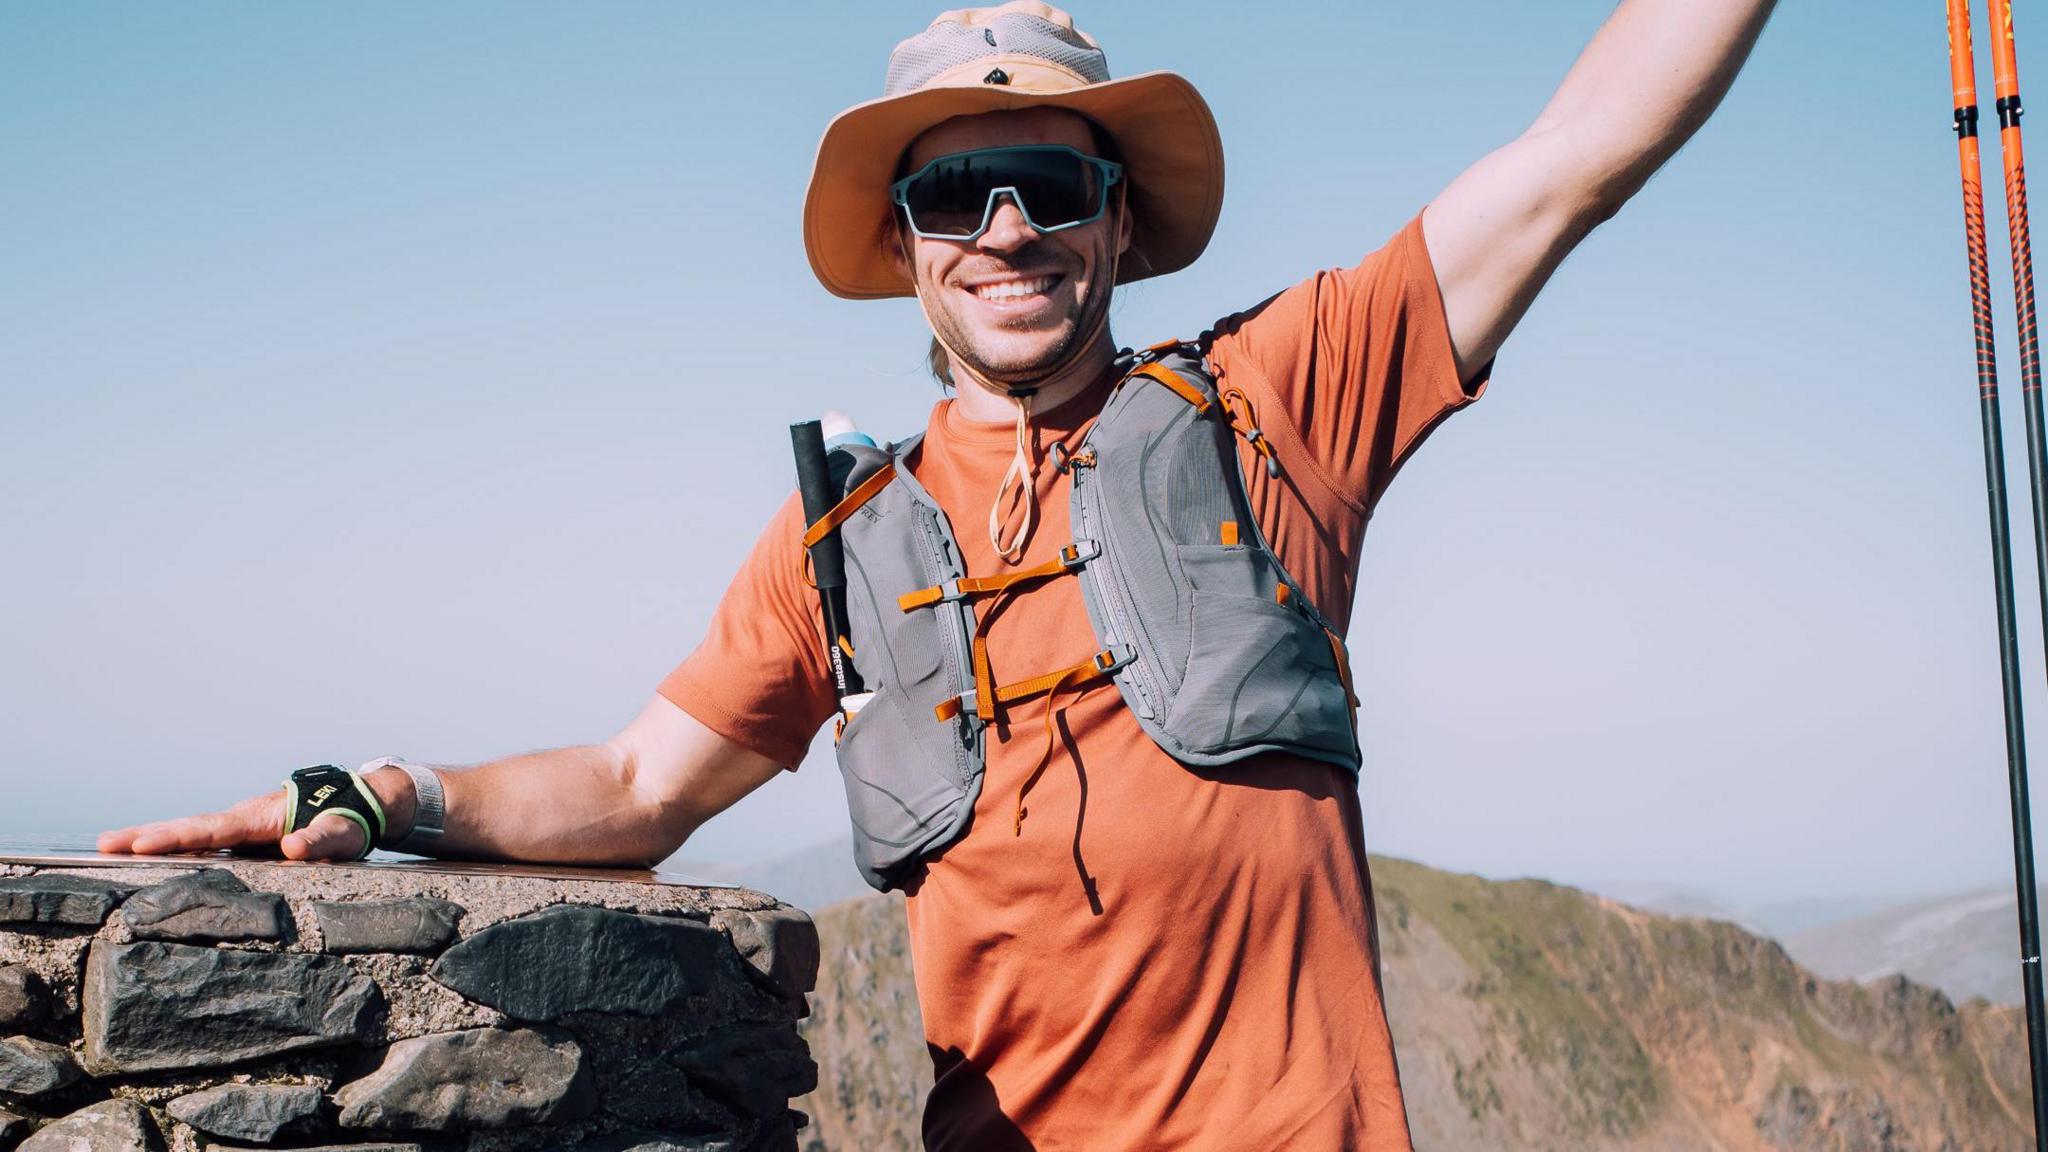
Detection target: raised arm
<box><xmin>96</xmin><ymin>695</ymin><xmax>785</xmax><ymax>869</ymax></box>
<box><xmin>1423</xmin><ymin>0</ymin><xmax>1778</xmax><ymax>382</ymax></box>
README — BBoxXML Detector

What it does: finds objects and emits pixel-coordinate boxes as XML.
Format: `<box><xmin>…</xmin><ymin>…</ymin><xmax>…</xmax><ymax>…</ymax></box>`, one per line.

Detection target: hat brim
<box><xmin>803</xmin><ymin>70</ymin><xmax>1224</xmax><ymax>300</ymax></box>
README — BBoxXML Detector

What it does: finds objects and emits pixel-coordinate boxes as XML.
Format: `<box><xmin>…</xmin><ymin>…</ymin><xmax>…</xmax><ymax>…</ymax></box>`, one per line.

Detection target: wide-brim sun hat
<box><xmin>804</xmin><ymin>2</ymin><xmax>1224</xmax><ymax>301</ymax></box>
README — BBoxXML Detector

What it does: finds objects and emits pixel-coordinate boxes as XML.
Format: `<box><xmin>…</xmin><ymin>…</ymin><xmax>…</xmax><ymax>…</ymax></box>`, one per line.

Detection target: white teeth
<box><xmin>973</xmin><ymin>276</ymin><xmax>1053</xmax><ymax>301</ymax></box>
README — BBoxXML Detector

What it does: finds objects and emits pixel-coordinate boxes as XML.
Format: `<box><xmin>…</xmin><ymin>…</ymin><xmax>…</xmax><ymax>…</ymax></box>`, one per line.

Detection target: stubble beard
<box><xmin>930</xmin><ymin>259</ymin><xmax>1113</xmax><ymax>391</ymax></box>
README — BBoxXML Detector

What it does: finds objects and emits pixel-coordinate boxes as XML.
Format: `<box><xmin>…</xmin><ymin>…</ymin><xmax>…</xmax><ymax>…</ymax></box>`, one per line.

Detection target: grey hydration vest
<box><xmin>827</xmin><ymin>345</ymin><xmax>1360</xmax><ymax>892</ymax></box>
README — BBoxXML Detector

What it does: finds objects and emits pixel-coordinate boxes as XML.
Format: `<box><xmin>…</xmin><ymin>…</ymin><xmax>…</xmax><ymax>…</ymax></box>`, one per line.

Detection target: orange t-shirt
<box><xmin>661</xmin><ymin>214</ymin><xmax>1482</xmax><ymax>1151</ymax></box>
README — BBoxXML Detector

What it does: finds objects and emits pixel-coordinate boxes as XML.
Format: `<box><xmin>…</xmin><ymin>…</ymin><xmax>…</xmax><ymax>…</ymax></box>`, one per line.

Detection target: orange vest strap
<box><xmin>934</xmin><ymin>647</ymin><xmax>1129</xmax><ymax>723</ymax></box>
<box><xmin>897</xmin><ymin>585</ymin><xmax>946</xmax><ymax>612</ymax></box>
<box><xmin>800</xmin><ymin>465</ymin><xmax>895</xmax><ymax>550</ymax></box>
<box><xmin>1011</xmin><ymin>653</ymin><xmax>1121</xmax><ymax>836</ymax></box>
<box><xmin>1325</xmin><ymin>628</ymin><xmax>1360</xmax><ymax>715</ymax></box>
<box><xmin>1134</xmin><ymin>361</ymin><xmax>1211</xmax><ymax>413</ymax></box>
<box><xmin>896</xmin><ymin>541</ymin><xmax>1099</xmax><ymax>612</ymax></box>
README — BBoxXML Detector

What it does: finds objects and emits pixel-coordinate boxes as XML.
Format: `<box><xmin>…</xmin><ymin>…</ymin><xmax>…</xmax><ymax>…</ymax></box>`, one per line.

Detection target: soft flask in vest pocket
<box><xmin>826</xmin><ymin>347</ymin><xmax>1360</xmax><ymax>893</ymax></box>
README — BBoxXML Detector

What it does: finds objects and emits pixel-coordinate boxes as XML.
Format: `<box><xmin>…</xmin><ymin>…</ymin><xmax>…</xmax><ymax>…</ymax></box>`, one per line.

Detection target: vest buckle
<box><xmin>1093</xmin><ymin>645</ymin><xmax>1135</xmax><ymax>674</ymax></box>
<box><xmin>1060</xmin><ymin>539</ymin><xmax>1102</xmax><ymax>568</ymax></box>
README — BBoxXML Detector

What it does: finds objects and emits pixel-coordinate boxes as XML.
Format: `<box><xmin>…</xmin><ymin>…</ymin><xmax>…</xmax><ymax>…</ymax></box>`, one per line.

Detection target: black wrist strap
<box><xmin>282</xmin><ymin>765</ymin><xmax>387</xmax><ymax>861</ymax></box>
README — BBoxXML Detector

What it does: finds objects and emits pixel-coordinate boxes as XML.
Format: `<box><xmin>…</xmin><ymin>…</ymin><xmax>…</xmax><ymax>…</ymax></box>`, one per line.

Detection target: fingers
<box><xmin>98</xmin><ymin>793</ymin><xmax>284</xmax><ymax>857</ymax></box>
<box><xmin>98</xmin><ymin>812</ymin><xmax>244</xmax><ymax>856</ymax></box>
<box><xmin>279</xmin><ymin>812</ymin><xmax>370</xmax><ymax>862</ymax></box>
<box><xmin>100</xmin><ymin>790</ymin><xmax>371</xmax><ymax>863</ymax></box>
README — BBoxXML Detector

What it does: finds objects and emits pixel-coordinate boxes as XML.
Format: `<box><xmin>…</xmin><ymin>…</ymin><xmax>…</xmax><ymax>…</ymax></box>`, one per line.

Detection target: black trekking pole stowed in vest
<box><xmin>1951</xmin><ymin>3</ymin><xmax>2048</xmax><ymax>1138</ymax></box>
<box><xmin>791</xmin><ymin>420</ymin><xmax>867</xmax><ymax>708</ymax></box>
<box><xmin>1984</xmin><ymin>1</ymin><xmax>2048</xmax><ymax>1133</ymax></box>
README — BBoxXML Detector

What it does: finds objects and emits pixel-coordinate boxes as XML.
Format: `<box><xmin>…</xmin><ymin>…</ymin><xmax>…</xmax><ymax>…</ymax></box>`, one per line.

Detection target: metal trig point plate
<box><xmin>0</xmin><ymin>834</ymin><xmax>732</xmax><ymax>888</ymax></box>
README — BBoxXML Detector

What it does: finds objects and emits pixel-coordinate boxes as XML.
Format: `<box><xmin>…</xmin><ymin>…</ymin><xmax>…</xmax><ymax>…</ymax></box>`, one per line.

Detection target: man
<box><xmin>103</xmin><ymin>2</ymin><xmax>1777</xmax><ymax>1147</ymax></box>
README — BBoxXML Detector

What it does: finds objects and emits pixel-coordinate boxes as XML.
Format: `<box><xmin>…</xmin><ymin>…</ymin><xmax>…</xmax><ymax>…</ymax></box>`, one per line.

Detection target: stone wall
<box><xmin>0</xmin><ymin>856</ymin><xmax>819</xmax><ymax>1152</ymax></box>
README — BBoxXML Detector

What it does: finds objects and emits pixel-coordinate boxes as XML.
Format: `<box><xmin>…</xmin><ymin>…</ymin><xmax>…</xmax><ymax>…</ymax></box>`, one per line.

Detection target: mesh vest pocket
<box><xmin>1164</xmin><ymin>545</ymin><xmax>1355</xmax><ymax>759</ymax></box>
<box><xmin>834</xmin><ymin>688</ymin><xmax>973</xmax><ymax>890</ymax></box>
<box><xmin>1175</xmin><ymin>542</ymin><xmax>1279</xmax><ymax>600</ymax></box>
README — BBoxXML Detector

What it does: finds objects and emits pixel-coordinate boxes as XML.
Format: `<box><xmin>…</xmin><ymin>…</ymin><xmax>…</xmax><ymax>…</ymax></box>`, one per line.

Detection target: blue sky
<box><xmin>1</xmin><ymin>1</ymin><xmax>2034</xmax><ymax>907</ymax></box>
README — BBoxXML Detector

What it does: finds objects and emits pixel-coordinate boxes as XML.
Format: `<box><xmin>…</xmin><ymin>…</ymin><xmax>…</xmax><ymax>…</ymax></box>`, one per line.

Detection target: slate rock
<box><xmin>741</xmin><ymin>1113</ymin><xmax>802</xmax><ymax>1152</ymax></box>
<box><xmin>0</xmin><ymin>875</ymin><xmax>136</xmax><ymax>927</ymax></box>
<box><xmin>315</xmin><ymin>898</ymin><xmax>463</xmax><ymax>954</ymax></box>
<box><xmin>431</xmin><ymin>905</ymin><xmax>723</xmax><ymax>1020</ymax></box>
<box><xmin>0</xmin><ymin>1037</ymin><xmax>82</xmax><ymax>1096</ymax></box>
<box><xmin>121</xmin><ymin>869</ymin><xmax>289</xmax><ymax>943</ymax></box>
<box><xmin>0</xmin><ymin>1108</ymin><xmax>27</xmax><ymax>1149</ymax></box>
<box><xmin>571</xmin><ymin>1134</ymin><xmax>742</xmax><ymax>1152</ymax></box>
<box><xmin>0</xmin><ymin>968</ymin><xmax>48</xmax><ymax>1030</ymax></box>
<box><xmin>668</xmin><ymin>1025</ymin><xmax>815</xmax><ymax>1121</ymax></box>
<box><xmin>18</xmin><ymin>1099</ymin><xmax>161</xmax><ymax>1152</ymax></box>
<box><xmin>213</xmin><ymin>1146</ymin><xmax>425</xmax><ymax>1152</ymax></box>
<box><xmin>82</xmin><ymin>940</ymin><xmax>383</xmax><ymax>1074</ymax></box>
<box><xmin>712</xmin><ymin>908</ymin><xmax>819</xmax><ymax>1003</ymax></box>
<box><xmin>166</xmin><ymin>1083</ymin><xmax>324</xmax><ymax>1142</ymax></box>
<box><xmin>336</xmin><ymin>1026</ymin><xmax>595</xmax><ymax>1131</ymax></box>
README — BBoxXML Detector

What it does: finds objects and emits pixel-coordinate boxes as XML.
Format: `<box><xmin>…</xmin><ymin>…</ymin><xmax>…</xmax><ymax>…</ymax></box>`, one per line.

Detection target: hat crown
<box><xmin>884</xmin><ymin>2</ymin><xmax>1109</xmax><ymax>97</ymax></box>
<box><xmin>804</xmin><ymin>2</ymin><xmax>1222</xmax><ymax>300</ymax></box>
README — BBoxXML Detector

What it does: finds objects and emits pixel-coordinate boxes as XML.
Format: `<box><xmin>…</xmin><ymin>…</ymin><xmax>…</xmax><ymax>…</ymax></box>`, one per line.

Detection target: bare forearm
<box><xmin>1537</xmin><ymin>0</ymin><xmax>1777</xmax><ymax>211</ymax></box>
<box><xmin>1423</xmin><ymin>0</ymin><xmax>1777</xmax><ymax>377</ymax></box>
<box><xmin>366</xmin><ymin>744</ymin><xmax>687</xmax><ymax>869</ymax></box>
<box><xmin>362</xmin><ymin>697</ymin><xmax>781</xmax><ymax>869</ymax></box>
<box><xmin>102</xmin><ymin>694</ymin><xmax>780</xmax><ymax>867</ymax></box>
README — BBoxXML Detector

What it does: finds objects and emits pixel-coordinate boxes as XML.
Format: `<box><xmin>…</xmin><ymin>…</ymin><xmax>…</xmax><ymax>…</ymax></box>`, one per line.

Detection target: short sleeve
<box><xmin>1204</xmin><ymin>212</ymin><xmax>1487</xmax><ymax>517</ymax></box>
<box><xmin>657</xmin><ymin>492</ymin><xmax>838</xmax><ymax>770</ymax></box>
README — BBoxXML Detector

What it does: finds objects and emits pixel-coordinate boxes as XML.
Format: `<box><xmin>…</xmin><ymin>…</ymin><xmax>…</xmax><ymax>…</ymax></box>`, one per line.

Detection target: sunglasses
<box><xmin>891</xmin><ymin>145</ymin><xmax>1124</xmax><ymax>242</ymax></box>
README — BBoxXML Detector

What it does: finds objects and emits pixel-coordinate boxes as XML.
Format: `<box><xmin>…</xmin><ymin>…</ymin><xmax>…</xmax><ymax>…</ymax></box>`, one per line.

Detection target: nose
<box><xmin>976</xmin><ymin>193</ymin><xmax>1036</xmax><ymax>253</ymax></box>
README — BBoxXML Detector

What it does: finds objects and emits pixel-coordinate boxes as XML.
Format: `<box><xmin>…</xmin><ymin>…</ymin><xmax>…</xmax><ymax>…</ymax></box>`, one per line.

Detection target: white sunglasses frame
<box><xmin>890</xmin><ymin>145</ymin><xmax>1125</xmax><ymax>242</ymax></box>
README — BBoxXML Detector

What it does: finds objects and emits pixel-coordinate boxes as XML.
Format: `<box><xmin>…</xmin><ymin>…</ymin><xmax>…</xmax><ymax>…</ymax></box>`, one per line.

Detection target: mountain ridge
<box><xmin>795</xmin><ymin>854</ymin><xmax>2034</xmax><ymax>1151</ymax></box>
<box><xmin>702</xmin><ymin>832</ymin><xmax>2043</xmax><ymax>1010</ymax></box>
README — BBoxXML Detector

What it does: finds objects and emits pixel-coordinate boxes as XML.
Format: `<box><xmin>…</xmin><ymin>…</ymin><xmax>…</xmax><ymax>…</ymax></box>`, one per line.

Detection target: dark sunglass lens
<box><xmin>906</xmin><ymin>150</ymin><xmax>1100</xmax><ymax>236</ymax></box>
<box><xmin>906</xmin><ymin>154</ymin><xmax>1003</xmax><ymax>237</ymax></box>
<box><xmin>1003</xmin><ymin>150</ymin><xmax>1100</xmax><ymax>228</ymax></box>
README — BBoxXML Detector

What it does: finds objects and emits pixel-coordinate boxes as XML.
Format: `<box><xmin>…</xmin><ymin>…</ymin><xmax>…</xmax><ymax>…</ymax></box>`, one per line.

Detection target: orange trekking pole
<box><xmin>1951</xmin><ymin>2</ymin><xmax>2048</xmax><ymax>1140</ymax></box>
<box><xmin>1989</xmin><ymin>0</ymin><xmax>2048</xmax><ymax>1134</ymax></box>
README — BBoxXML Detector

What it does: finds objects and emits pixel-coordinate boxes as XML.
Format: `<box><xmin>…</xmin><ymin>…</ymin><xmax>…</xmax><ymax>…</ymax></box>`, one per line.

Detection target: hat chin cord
<box><xmin>911</xmin><ymin>202</ymin><xmax>1123</xmax><ymax>566</ymax></box>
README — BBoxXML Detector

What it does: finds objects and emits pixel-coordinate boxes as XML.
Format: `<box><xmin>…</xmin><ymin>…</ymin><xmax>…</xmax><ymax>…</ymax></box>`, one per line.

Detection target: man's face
<box><xmin>893</xmin><ymin>108</ymin><xmax>1132</xmax><ymax>387</ymax></box>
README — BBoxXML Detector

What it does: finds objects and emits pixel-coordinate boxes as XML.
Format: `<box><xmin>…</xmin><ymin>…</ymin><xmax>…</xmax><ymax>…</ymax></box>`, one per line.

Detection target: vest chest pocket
<box><xmin>840</xmin><ymin>504</ymin><xmax>951</xmax><ymax>692</ymax></box>
<box><xmin>1164</xmin><ymin>544</ymin><xmax>1356</xmax><ymax>760</ymax></box>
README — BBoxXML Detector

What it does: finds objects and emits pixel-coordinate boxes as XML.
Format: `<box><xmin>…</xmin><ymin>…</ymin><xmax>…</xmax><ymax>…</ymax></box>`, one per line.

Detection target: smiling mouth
<box><xmin>965</xmin><ymin>274</ymin><xmax>1063</xmax><ymax>305</ymax></box>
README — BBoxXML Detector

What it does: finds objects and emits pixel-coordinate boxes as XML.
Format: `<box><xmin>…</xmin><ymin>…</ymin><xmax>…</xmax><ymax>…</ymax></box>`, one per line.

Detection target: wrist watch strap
<box><xmin>360</xmin><ymin>757</ymin><xmax>447</xmax><ymax>854</ymax></box>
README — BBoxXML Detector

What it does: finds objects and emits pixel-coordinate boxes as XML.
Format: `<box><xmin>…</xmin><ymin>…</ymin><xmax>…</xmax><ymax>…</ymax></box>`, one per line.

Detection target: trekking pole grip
<box><xmin>792</xmin><ymin>421</ymin><xmax>847</xmax><ymax>591</ymax></box>
<box><xmin>791</xmin><ymin>420</ymin><xmax>862</xmax><ymax>698</ymax></box>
